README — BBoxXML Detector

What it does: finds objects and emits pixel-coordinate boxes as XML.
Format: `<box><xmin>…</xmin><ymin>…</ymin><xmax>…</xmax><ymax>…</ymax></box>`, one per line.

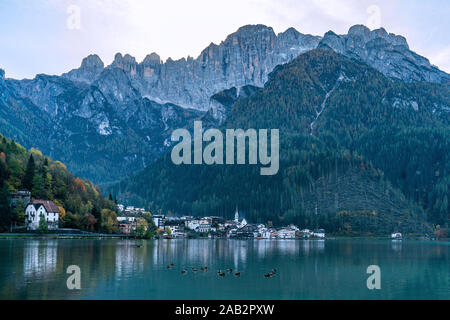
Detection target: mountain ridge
<box><xmin>110</xmin><ymin>49</ymin><xmax>449</xmax><ymax>233</ymax></box>
<box><xmin>0</xmin><ymin>24</ymin><xmax>449</xmax><ymax>185</ymax></box>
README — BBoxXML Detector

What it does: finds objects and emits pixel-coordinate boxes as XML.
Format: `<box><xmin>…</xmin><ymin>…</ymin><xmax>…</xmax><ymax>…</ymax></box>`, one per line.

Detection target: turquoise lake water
<box><xmin>0</xmin><ymin>238</ymin><xmax>448</xmax><ymax>300</ymax></box>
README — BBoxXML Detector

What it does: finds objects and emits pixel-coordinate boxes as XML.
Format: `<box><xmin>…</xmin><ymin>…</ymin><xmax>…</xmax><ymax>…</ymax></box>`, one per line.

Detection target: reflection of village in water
<box><xmin>23</xmin><ymin>240</ymin><xmax>58</xmax><ymax>279</ymax></box>
<box><xmin>13</xmin><ymin>238</ymin><xmax>328</xmax><ymax>281</ymax></box>
<box><xmin>114</xmin><ymin>239</ymin><xmax>326</xmax><ymax>278</ymax></box>
<box><xmin>1</xmin><ymin>237</ymin><xmax>448</xmax><ymax>300</ymax></box>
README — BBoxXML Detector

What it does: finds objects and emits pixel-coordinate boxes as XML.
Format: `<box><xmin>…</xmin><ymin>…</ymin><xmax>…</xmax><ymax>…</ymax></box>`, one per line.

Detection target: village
<box><xmin>13</xmin><ymin>192</ymin><xmax>413</xmax><ymax>240</ymax></box>
<box><xmin>14</xmin><ymin>190</ymin><xmax>327</xmax><ymax>239</ymax></box>
<box><xmin>116</xmin><ymin>204</ymin><xmax>326</xmax><ymax>240</ymax></box>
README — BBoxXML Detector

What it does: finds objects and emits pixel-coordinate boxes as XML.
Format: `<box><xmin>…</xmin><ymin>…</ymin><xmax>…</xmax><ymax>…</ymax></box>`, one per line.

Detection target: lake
<box><xmin>0</xmin><ymin>238</ymin><xmax>448</xmax><ymax>300</ymax></box>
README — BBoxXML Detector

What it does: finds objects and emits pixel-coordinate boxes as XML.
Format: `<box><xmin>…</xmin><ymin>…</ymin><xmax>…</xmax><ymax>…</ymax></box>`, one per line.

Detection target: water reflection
<box><xmin>391</xmin><ymin>240</ymin><xmax>402</xmax><ymax>252</ymax></box>
<box><xmin>23</xmin><ymin>240</ymin><xmax>58</xmax><ymax>279</ymax></box>
<box><xmin>115</xmin><ymin>241</ymin><xmax>145</xmax><ymax>279</ymax></box>
<box><xmin>0</xmin><ymin>239</ymin><xmax>448</xmax><ymax>300</ymax></box>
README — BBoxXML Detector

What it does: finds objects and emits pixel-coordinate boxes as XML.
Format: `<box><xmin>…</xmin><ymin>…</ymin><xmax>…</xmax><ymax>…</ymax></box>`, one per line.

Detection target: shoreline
<box><xmin>0</xmin><ymin>233</ymin><xmax>447</xmax><ymax>241</ymax></box>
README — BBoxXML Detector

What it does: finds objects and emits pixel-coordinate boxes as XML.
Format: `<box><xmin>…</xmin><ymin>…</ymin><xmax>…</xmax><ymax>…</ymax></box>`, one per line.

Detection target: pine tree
<box><xmin>22</xmin><ymin>154</ymin><xmax>35</xmax><ymax>191</ymax></box>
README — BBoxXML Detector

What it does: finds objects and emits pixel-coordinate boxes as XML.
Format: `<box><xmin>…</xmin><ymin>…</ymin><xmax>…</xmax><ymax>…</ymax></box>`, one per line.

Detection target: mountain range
<box><xmin>1</xmin><ymin>24</ymin><xmax>449</xmax><ymax>233</ymax></box>
<box><xmin>1</xmin><ymin>24</ymin><xmax>448</xmax><ymax>185</ymax></box>
<box><xmin>110</xmin><ymin>48</ymin><xmax>449</xmax><ymax>234</ymax></box>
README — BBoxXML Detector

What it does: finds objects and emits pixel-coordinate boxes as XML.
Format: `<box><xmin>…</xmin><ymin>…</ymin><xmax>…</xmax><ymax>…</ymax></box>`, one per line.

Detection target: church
<box><xmin>234</xmin><ymin>207</ymin><xmax>247</xmax><ymax>229</ymax></box>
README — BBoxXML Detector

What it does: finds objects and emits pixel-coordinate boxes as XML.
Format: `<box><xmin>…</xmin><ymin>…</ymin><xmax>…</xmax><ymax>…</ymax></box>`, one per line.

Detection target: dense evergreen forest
<box><xmin>0</xmin><ymin>133</ymin><xmax>118</xmax><ymax>233</ymax></box>
<box><xmin>111</xmin><ymin>50</ymin><xmax>449</xmax><ymax>235</ymax></box>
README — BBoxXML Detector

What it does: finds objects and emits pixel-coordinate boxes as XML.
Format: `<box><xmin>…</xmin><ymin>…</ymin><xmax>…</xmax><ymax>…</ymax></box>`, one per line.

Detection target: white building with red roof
<box><xmin>25</xmin><ymin>200</ymin><xmax>60</xmax><ymax>230</ymax></box>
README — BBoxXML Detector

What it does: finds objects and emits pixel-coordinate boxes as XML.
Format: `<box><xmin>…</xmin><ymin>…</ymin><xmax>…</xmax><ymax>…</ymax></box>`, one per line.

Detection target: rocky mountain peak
<box><xmin>348</xmin><ymin>24</ymin><xmax>371</xmax><ymax>39</ymax></box>
<box><xmin>223</xmin><ymin>24</ymin><xmax>276</xmax><ymax>46</ymax></box>
<box><xmin>142</xmin><ymin>52</ymin><xmax>161</xmax><ymax>66</ymax></box>
<box><xmin>62</xmin><ymin>54</ymin><xmax>104</xmax><ymax>84</ymax></box>
<box><xmin>111</xmin><ymin>53</ymin><xmax>138</xmax><ymax>76</ymax></box>
<box><xmin>81</xmin><ymin>54</ymin><xmax>104</xmax><ymax>69</ymax></box>
<box><xmin>235</xmin><ymin>24</ymin><xmax>275</xmax><ymax>35</ymax></box>
<box><xmin>318</xmin><ymin>24</ymin><xmax>447</xmax><ymax>83</ymax></box>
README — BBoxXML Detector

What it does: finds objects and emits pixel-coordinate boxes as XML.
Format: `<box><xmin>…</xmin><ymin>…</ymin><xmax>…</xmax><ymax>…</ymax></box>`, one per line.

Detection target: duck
<box><xmin>218</xmin><ymin>272</ymin><xmax>226</xmax><ymax>277</ymax></box>
<box><xmin>170</xmin><ymin>263</ymin><xmax>175</xmax><ymax>267</ymax></box>
<box><xmin>167</xmin><ymin>265</ymin><xmax>172</xmax><ymax>270</ymax></box>
<box><xmin>234</xmin><ymin>272</ymin><xmax>241</xmax><ymax>277</ymax></box>
<box><xmin>181</xmin><ymin>269</ymin><xmax>187</xmax><ymax>275</ymax></box>
<box><xmin>264</xmin><ymin>273</ymin><xmax>272</xmax><ymax>278</ymax></box>
<box><xmin>226</xmin><ymin>268</ymin><xmax>233</xmax><ymax>273</ymax></box>
<box><xmin>192</xmin><ymin>268</ymin><xmax>198</xmax><ymax>272</ymax></box>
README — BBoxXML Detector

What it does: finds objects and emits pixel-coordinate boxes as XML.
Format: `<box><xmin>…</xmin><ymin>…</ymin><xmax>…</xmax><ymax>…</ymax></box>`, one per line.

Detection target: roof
<box><xmin>31</xmin><ymin>200</ymin><xmax>60</xmax><ymax>213</ymax></box>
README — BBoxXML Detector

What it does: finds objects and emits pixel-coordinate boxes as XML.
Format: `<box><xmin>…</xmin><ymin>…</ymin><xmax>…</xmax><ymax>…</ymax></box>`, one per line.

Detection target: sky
<box><xmin>0</xmin><ymin>0</ymin><xmax>449</xmax><ymax>79</ymax></box>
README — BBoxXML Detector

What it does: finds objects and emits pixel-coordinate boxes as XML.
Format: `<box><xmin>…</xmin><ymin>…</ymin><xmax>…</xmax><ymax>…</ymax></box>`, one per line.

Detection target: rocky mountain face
<box><xmin>1</xmin><ymin>71</ymin><xmax>203</xmax><ymax>183</ymax></box>
<box><xmin>63</xmin><ymin>25</ymin><xmax>321</xmax><ymax>111</ymax></box>
<box><xmin>63</xmin><ymin>54</ymin><xmax>105</xmax><ymax>84</ymax></box>
<box><xmin>1</xmin><ymin>24</ymin><xmax>449</xmax><ymax>185</ymax></box>
<box><xmin>0</xmin><ymin>24</ymin><xmax>322</xmax><ymax>183</ymax></box>
<box><xmin>318</xmin><ymin>25</ymin><xmax>449</xmax><ymax>84</ymax></box>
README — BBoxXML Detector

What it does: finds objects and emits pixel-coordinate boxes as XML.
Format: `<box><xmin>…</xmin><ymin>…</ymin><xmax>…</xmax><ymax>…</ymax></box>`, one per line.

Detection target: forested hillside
<box><xmin>0</xmin><ymin>133</ymin><xmax>117</xmax><ymax>232</ymax></box>
<box><xmin>111</xmin><ymin>50</ymin><xmax>449</xmax><ymax>234</ymax></box>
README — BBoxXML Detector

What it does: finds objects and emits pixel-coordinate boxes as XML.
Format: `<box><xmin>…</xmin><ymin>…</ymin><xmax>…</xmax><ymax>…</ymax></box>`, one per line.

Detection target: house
<box><xmin>227</xmin><ymin>226</ymin><xmax>238</xmax><ymax>238</ymax></box>
<box><xmin>277</xmin><ymin>228</ymin><xmax>296</xmax><ymax>239</ymax></box>
<box><xmin>261</xmin><ymin>227</ymin><xmax>277</xmax><ymax>239</ymax></box>
<box><xmin>165</xmin><ymin>218</ymin><xmax>185</xmax><ymax>236</ymax></box>
<box><xmin>236</xmin><ymin>224</ymin><xmax>258</xmax><ymax>238</ymax></box>
<box><xmin>185</xmin><ymin>218</ymin><xmax>201</xmax><ymax>231</ymax></box>
<box><xmin>119</xmin><ymin>220</ymin><xmax>133</xmax><ymax>234</ymax></box>
<box><xmin>152</xmin><ymin>215</ymin><xmax>166</xmax><ymax>228</ymax></box>
<box><xmin>117</xmin><ymin>217</ymin><xmax>137</xmax><ymax>231</ymax></box>
<box><xmin>298</xmin><ymin>229</ymin><xmax>312</xmax><ymax>238</ymax></box>
<box><xmin>25</xmin><ymin>200</ymin><xmax>60</xmax><ymax>230</ymax></box>
<box><xmin>312</xmin><ymin>229</ymin><xmax>326</xmax><ymax>238</ymax></box>
<box><xmin>391</xmin><ymin>232</ymin><xmax>402</xmax><ymax>239</ymax></box>
<box><xmin>197</xmin><ymin>223</ymin><xmax>213</xmax><ymax>233</ymax></box>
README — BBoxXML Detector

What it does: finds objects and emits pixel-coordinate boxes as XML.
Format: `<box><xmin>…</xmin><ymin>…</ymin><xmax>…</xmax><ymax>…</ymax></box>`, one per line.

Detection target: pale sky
<box><xmin>0</xmin><ymin>0</ymin><xmax>449</xmax><ymax>79</ymax></box>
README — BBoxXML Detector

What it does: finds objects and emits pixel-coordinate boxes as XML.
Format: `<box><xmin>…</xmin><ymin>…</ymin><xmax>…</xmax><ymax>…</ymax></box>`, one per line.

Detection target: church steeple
<box><xmin>234</xmin><ymin>206</ymin><xmax>239</xmax><ymax>223</ymax></box>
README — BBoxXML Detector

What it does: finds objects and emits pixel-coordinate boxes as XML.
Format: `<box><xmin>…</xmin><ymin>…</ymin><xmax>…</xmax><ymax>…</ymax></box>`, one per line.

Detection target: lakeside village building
<box><xmin>116</xmin><ymin>206</ymin><xmax>148</xmax><ymax>234</ymax></box>
<box><xmin>9</xmin><ymin>190</ymin><xmax>61</xmax><ymax>231</ymax></box>
<box><xmin>117</xmin><ymin>204</ymin><xmax>326</xmax><ymax>239</ymax></box>
<box><xmin>25</xmin><ymin>200</ymin><xmax>60</xmax><ymax>231</ymax></box>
